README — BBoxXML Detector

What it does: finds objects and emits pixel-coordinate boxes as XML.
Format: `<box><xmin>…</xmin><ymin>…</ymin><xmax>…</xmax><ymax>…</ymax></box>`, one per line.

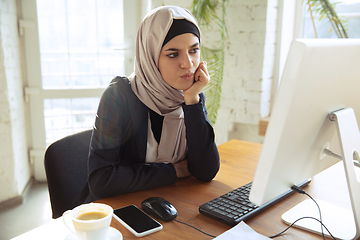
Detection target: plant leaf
<box><xmin>191</xmin><ymin>0</ymin><xmax>228</xmax><ymax>124</ymax></box>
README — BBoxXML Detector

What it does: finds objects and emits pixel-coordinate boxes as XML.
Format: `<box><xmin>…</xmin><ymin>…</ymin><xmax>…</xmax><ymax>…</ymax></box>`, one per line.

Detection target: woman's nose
<box><xmin>180</xmin><ymin>53</ymin><xmax>193</xmax><ymax>69</ymax></box>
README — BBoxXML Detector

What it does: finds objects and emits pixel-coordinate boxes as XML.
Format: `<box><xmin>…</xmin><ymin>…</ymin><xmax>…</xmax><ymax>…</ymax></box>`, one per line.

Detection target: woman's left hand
<box><xmin>183</xmin><ymin>61</ymin><xmax>209</xmax><ymax>105</ymax></box>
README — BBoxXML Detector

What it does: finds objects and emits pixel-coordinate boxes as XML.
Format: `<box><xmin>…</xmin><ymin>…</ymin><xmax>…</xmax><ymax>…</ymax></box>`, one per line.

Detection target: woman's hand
<box><xmin>173</xmin><ymin>159</ymin><xmax>191</xmax><ymax>178</ymax></box>
<box><xmin>183</xmin><ymin>61</ymin><xmax>209</xmax><ymax>105</ymax></box>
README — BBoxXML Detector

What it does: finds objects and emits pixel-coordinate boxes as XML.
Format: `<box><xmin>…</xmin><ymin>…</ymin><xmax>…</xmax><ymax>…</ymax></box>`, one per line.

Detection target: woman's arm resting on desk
<box><xmin>88</xmin><ymin>151</ymin><xmax>177</xmax><ymax>199</ymax></box>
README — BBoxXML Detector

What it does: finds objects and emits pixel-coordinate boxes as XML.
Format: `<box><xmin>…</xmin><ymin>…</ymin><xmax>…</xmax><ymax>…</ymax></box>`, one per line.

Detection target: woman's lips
<box><xmin>181</xmin><ymin>72</ymin><xmax>194</xmax><ymax>80</ymax></box>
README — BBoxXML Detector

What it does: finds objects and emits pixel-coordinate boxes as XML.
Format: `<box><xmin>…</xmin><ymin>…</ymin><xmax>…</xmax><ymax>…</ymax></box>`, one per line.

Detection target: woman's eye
<box><xmin>190</xmin><ymin>48</ymin><xmax>200</xmax><ymax>54</ymax></box>
<box><xmin>167</xmin><ymin>52</ymin><xmax>178</xmax><ymax>58</ymax></box>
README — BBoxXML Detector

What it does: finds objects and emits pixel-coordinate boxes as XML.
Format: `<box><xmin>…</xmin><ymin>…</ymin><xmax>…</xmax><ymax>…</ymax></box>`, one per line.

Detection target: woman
<box><xmin>76</xmin><ymin>5</ymin><xmax>220</xmax><ymax>204</ymax></box>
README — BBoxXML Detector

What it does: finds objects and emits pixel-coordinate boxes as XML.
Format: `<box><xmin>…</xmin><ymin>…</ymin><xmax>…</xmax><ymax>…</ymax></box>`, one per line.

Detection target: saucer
<box><xmin>65</xmin><ymin>227</ymin><xmax>123</xmax><ymax>240</ymax></box>
<box><xmin>106</xmin><ymin>227</ymin><xmax>123</xmax><ymax>240</ymax></box>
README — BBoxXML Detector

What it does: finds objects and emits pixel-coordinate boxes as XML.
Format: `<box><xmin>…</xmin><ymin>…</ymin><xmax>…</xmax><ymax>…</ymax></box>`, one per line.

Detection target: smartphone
<box><xmin>113</xmin><ymin>205</ymin><xmax>163</xmax><ymax>237</ymax></box>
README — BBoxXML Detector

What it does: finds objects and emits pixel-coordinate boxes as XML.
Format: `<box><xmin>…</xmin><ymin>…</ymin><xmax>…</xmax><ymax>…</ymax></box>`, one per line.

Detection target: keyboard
<box><xmin>199</xmin><ymin>180</ymin><xmax>311</xmax><ymax>226</ymax></box>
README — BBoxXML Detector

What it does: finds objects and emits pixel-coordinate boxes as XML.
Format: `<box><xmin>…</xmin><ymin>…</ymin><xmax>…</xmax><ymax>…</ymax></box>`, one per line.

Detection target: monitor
<box><xmin>249</xmin><ymin>39</ymin><xmax>360</xmax><ymax>239</ymax></box>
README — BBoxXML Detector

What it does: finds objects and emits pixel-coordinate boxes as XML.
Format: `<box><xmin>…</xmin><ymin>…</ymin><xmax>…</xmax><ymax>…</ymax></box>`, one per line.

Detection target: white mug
<box><xmin>63</xmin><ymin>203</ymin><xmax>113</xmax><ymax>240</ymax></box>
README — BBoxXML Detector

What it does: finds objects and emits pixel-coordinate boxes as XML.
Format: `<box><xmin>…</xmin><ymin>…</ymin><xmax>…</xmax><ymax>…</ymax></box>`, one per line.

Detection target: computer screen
<box><xmin>249</xmin><ymin>39</ymin><xmax>360</xmax><ymax>239</ymax></box>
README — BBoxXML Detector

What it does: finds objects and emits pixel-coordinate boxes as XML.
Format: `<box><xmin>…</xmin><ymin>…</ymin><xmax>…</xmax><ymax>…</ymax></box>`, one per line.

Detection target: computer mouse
<box><xmin>141</xmin><ymin>197</ymin><xmax>178</xmax><ymax>221</ymax></box>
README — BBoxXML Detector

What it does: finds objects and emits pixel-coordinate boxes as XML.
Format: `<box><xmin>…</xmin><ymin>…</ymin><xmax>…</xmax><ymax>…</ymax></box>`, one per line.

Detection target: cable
<box><xmin>269</xmin><ymin>185</ymin><xmax>336</xmax><ymax>240</ymax></box>
<box><xmin>174</xmin><ymin>219</ymin><xmax>216</xmax><ymax>238</ymax></box>
<box><xmin>269</xmin><ymin>216</ymin><xmax>336</xmax><ymax>239</ymax></box>
<box><xmin>291</xmin><ymin>185</ymin><xmax>325</xmax><ymax>239</ymax></box>
<box><xmin>304</xmin><ymin>192</ymin><xmax>325</xmax><ymax>239</ymax></box>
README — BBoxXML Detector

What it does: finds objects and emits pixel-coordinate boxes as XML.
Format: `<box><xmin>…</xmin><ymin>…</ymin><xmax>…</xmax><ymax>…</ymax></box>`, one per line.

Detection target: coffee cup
<box><xmin>63</xmin><ymin>203</ymin><xmax>113</xmax><ymax>240</ymax></box>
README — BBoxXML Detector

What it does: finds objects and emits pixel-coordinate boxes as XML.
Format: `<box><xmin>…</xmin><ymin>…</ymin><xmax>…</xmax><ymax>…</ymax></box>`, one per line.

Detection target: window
<box><xmin>44</xmin><ymin>98</ymin><xmax>99</xmax><ymax>145</ymax></box>
<box><xmin>274</xmin><ymin>0</ymin><xmax>360</xmax><ymax>94</ymax></box>
<box><xmin>264</xmin><ymin>0</ymin><xmax>360</xmax><ymax>137</ymax></box>
<box><xmin>36</xmin><ymin>0</ymin><xmax>125</xmax><ymax>145</ymax></box>
<box><xmin>302</xmin><ymin>0</ymin><xmax>360</xmax><ymax>38</ymax></box>
<box><xmin>20</xmin><ymin>0</ymin><xmax>142</xmax><ymax>181</ymax></box>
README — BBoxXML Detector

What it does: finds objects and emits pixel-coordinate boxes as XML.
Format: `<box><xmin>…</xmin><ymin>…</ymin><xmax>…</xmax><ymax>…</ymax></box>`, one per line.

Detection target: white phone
<box><xmin>113</xmin><ymin>205</ymin><xmax>163</xmax><ymax>237</ymax></box>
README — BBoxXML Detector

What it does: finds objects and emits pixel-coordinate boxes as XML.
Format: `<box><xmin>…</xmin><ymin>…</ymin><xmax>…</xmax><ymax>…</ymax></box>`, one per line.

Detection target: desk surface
<box><xmin>99</xmin><ymin>139</ymin><xmax>352</xmax><ymax>240</ymax></box>
<box><xmin>13</xmin><ymin>139</ymin><xmax>353</xmax><ymax>240</ymax></box>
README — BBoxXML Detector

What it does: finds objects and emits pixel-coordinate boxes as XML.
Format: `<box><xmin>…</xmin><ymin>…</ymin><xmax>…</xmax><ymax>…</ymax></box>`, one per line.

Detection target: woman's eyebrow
<box><xmin>191</xmin><ymin>43</ymin><xmax>199</xmax><ymax>48</ymax></box>
<box><xmin>165</xmin><ymin>48</ymin><xmax>179</xmax><ymax>52</ymax></box>
<box><xmin>164</xmin><ymin>42</ymin><xmax>200</xmax><ymax>52</ymax></box>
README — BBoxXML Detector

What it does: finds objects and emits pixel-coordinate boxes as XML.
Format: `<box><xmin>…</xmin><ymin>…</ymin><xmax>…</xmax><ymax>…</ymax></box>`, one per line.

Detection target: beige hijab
<box><xmin>129</xmin><ymin>6</ymin><xmax>200</xmax><ymax>163</ymax></box>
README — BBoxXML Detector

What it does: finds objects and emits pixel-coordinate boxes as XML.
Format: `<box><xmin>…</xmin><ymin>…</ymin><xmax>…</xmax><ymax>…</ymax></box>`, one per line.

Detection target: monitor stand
<box><xmin>282</xmin><ymin>108</ymin><xmax>360</xmax><ymax>240</ymax></box>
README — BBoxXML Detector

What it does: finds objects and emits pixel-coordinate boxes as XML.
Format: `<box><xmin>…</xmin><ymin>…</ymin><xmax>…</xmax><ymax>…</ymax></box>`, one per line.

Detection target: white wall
<box><xmin>0</xmin><ymin>0</ymin><xmax>31</xmax><ymax>204</ymax></box>
<box><xmin>152</xmin><ymin>0</ymin><xmax>279</xmax><ymax>145</ymax></box>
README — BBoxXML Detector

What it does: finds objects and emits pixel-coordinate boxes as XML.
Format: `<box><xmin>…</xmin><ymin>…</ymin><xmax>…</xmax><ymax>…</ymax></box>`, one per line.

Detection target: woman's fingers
<box><xmin>184</xmin><ymin>61</ymin><xmax>210</xmax><ymax>105</ymax></box>
<box><xmin>194</xmin><ymin>61</ymin><xmax>209</xmax><ymax>83</ymax></box>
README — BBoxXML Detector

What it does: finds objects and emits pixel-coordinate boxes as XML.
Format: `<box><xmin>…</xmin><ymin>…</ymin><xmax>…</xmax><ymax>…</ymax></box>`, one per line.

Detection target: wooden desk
<box><xmin>97</xmin><ymin>139</ymin><xmax>353</xmax><ymax>240</ymax></box>
<box><xmin>12</xmin><ymin>139</ymin><xmax>354</xmax><ymax>239</ymax></box>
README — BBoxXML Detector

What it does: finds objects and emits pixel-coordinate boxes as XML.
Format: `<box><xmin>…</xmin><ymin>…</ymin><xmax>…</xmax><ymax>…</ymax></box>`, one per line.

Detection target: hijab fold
<box><xmin>129</xmin><ymin>6</ymin><xmax>200</xmax><ymax>163</ymax></box>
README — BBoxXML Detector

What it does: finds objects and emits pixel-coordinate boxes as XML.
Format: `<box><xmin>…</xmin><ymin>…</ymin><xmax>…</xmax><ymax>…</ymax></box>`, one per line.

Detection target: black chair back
<box><xmin>44</xmin><ymin>130</ymin><xmax>92</xmax><ymax>218</ymax></box>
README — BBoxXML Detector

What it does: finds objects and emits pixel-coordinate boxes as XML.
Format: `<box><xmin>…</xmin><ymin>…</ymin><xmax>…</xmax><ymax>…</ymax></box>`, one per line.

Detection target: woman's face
<box><xmin>158</xmin><ymin>33</ymin><xmax>200</xmax><ymax>91</ymax></box>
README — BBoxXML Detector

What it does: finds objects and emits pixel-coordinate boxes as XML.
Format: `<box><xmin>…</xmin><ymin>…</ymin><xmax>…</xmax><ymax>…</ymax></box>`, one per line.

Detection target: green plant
<box><xmin>191</xmin><ymin>0</ymin><xmax>229</xmax><ymax>125</ymax></box>
<box><xmin>306</xmin><ymin>0</ymin><xmax>348</xmax><ymax>38</ymax></box>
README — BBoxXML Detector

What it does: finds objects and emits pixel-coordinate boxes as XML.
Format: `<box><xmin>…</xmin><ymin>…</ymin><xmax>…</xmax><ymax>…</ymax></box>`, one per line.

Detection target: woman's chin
<box><xmin>179</xmin><ymin>81</ymin><xmax>195</xmax><ymax>91</ymax></box>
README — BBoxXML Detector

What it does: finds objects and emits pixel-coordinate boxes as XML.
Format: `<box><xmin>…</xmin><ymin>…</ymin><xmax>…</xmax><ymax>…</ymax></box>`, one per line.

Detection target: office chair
<box><xmin>44</xmin><ymin>129</ymin><xmax>92</xmax><ymax>219</ymax></box>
